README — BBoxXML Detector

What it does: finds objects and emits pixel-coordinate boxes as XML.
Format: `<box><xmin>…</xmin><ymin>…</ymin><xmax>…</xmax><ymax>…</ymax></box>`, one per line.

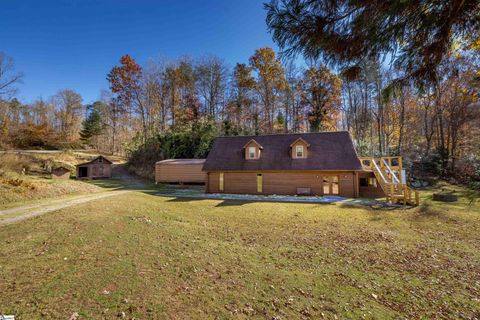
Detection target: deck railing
<box><xmin>359</xmin><ymin>156</ymin><xmax>419</xmax><ymax>206</ymax></box>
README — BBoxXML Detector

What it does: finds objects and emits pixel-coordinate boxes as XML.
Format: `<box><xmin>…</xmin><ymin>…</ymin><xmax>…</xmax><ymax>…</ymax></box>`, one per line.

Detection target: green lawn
<box><xmin>0</xmin><ymin>185</ymin><xmax>479</xmax><ymax>319</ymax></box>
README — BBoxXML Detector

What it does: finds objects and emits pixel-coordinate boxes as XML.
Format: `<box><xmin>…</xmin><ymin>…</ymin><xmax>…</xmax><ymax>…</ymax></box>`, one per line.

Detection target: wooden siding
<box><xmin>358</xmin><ymin>171</ymin><xmax>385</xmax><ymax>198</ymax></box>
<box><xmin>224</xmin><ymin>172</ymin><xmax>257</xmax><ymax>193</ymax></box>
<box><xmin>155</xmin><ymin>163</ymin><xmax>206</xmax><ymax>183</ymax></box>
<box><xmin>207</xmin><ymin>172</ymin><xmax>220</xmax><ymax>193</ymax></box>
<box><xmin>207</xmin><ymin>171</ymin><xmax>356</xmax><ymax>197</ymax></box>
<box><xmin>51</xmin><ymin>168</ymin><xmax>70</xmax><ymax>179</ymax></box>
<box><xmin>76</xmin><ymin>158</ymin><xmax>112</xmax><ymax>179</ymax></box>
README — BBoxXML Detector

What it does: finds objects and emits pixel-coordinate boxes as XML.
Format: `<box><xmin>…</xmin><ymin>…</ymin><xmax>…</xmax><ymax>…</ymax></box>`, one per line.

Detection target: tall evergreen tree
<box><xmin>265</xmin><ymin>0</ymin><xmax>480</xmax><ymax>83</ymax></box>
<box><xmin>80</xmin><ymin>103</ymin><xmax>104</xmax><ymax>146</ymax></box>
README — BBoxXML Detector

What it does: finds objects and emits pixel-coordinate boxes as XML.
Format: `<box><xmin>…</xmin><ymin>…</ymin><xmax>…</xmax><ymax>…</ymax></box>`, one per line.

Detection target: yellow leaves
<box><xmin>299</xmin><ymin>65</ymin><xmax>343</xmax><ymax>130</ymax></box>
<box><xmin>465</xmin><ymin>35</ymin><xmax>480</xmax><ymax>52</ymax></box>
<box><xmin>249</xmin><ymin>47</ymin><xmax>287</xmax><ymax>90</ymax></box>
<box><xmin>233</xmin><ymin>63</ymin><xmax>256</xmax><ymax>89</ymax></box>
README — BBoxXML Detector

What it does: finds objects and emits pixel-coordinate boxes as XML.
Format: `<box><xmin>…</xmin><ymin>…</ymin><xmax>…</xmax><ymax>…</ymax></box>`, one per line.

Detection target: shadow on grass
<box><xmin>83</xmin><ymin>165</ymin><xmax>166</xmax><ymax>195</ymax></box>
<box><xmin>406</xmin><ymin>200</ymin><xmax>465</xmax><ymax>224</ymax></box>
<box><xmin>163</xmin><ymin>195</ymin><xmax>355</xmax><ymax>208</ymax></box>
<box><xmin>409</xmin><ymin>202</ymin><xmax>447</xmax><ymax>221</ymax></box>
<box><xmin>165</xmin><ymin>197</ymin><xmax>209</xmax><ymax>203</ymax></box>
<box><xmin>165</xmin><ymin>197</ymin><xmax>257</xmax><ymax>207</ymax></box>
<box><xmin>214</xmin><ymin>200</ymin><xmax>255</xmax><ymax>207</ymax></box>
<box><xmin>89</xmin><ymin>179</ymin><xmax>128</xmax><ymax>190</ymax></box>
<box><xmin>337</xmin><ymin>202</ymin><xmax>404</xmax><ymax>211</ymax></box>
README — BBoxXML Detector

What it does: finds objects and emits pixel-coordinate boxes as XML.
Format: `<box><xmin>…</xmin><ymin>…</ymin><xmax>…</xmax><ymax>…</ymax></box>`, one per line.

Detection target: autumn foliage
<box><xmin>1</xmin><ymin>47</ymin><xmax>479</xmax><ymax>185</ymax></box>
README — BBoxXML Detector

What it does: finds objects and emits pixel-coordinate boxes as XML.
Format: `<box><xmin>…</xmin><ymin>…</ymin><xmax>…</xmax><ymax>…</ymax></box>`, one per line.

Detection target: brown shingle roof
<box><xmin>76</xmin><ymin>156</ymin><xmax>113</xmax><ymax>167</ymax></box>
<box><xmin>202</xmin><ymin>132</ymin><xmax>362</xmax><ymax>171</ymax></box>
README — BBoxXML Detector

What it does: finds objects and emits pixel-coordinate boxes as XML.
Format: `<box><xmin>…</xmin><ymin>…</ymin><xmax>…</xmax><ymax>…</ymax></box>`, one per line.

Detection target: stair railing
<box><xmin>371</xmin><ymin>160</ymin><xmax>387</xmax><ymax>184</ymax></box>
<box><xmin>382</xmin><ymin>159</ymin><xmax>400</xmax><ymax>184</ymax></box>
<box><xmin>359</xmin><ymin>156</ymin><xmax>419</xmax><ymax>205</ymax></box>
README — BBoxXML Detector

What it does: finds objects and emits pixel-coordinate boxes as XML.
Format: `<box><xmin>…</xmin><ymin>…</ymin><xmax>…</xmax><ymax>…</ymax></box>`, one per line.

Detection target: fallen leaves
<box><xmin>68</xmin><ymin>312</ymin><xmax>79</xmax><ymax>320</ymax></box>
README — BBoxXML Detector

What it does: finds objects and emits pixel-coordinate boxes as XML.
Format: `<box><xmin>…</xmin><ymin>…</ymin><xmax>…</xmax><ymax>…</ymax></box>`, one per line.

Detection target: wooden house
<box><xmin>51</xmin><ymin>166</ymin><xmax>71</xmax><ymax>179</ymax></box>
<box><xmin>76</xmin><ymin>156</ymin><xmax>112</xmax><ymax>179</ymax></box>
<box><xmin>155</xmin><ymin>159</ymin><xmax>206</xmax><ymax>184</ymax></box>
<box><xmin>202</xmin><ymin>132</ymin><xmax>419</xmax><ymax>205</ymax></box>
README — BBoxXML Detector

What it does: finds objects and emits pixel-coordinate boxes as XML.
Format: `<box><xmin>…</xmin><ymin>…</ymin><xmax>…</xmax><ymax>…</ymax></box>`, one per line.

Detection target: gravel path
<box><xmin>0</xmin><ymin>190</ymin><xmax>130</xmax><ymax>226</ymax></box>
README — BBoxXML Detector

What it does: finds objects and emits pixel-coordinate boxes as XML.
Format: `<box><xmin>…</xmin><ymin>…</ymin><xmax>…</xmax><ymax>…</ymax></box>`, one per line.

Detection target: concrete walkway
<box><xmin>156</xmin><ymin>191</ymin><xmax>397</xmax><ymax>207</ymax></box>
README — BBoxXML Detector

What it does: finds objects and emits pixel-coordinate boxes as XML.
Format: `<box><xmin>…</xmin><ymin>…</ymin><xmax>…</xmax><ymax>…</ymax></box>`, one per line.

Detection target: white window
<box><xmin>296</xmin><ymin>145</ymin><xmax>304</xmax><ymax>158</ymax></box>
<box><xmin>248</xmin><ymin>146</ymin><xmax>256</xmax><ymax>159</ymax></box>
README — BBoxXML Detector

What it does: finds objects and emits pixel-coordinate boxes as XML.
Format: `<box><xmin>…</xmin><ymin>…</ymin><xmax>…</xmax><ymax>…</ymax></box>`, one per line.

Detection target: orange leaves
<box><xmin>107</xmin><ymin>54</ymin><xmax>142</xmax><ymax>104</ymax></box>
<box><xmin>233</xmin><ymin>63</ymin><xmax>256</xmax><ymax>90</ymax></box>
<box><xmin>298</xmin><ymin>65</ymin><xmax>342</xmax><ymax>131</ymax></box>
<box><xmin>249</xmin><ymin>47</ymin><xmax>288</xmax><ymax>91</ymax></box>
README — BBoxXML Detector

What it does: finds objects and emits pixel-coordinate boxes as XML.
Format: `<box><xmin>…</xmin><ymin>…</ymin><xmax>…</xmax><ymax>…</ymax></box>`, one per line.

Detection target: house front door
<box><xmin>323</xmin><ymin>176</ymin><xmax>340</xmax><ymax>195</ymax></box>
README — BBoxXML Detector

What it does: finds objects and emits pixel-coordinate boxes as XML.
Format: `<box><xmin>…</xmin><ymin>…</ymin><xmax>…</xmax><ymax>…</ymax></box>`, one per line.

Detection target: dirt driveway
<box><xmin>0</xmin><ymin>190</ymin><xmax>130</xmax><ymax>226</ymax></box>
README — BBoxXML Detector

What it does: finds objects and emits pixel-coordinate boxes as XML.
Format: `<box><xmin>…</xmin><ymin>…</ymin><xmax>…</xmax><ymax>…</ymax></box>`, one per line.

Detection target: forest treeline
<box><xmin>0</xmin><ymin>47</ymin><xmax>479</xmax><ymax>184</ymax></box>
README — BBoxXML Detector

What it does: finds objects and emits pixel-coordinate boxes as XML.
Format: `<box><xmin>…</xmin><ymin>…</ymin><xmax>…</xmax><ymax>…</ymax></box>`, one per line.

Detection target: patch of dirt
<box><xmin>0</xmin><ymin>190</ymin><xmax>130</xmax><ymax>226</ymax></box>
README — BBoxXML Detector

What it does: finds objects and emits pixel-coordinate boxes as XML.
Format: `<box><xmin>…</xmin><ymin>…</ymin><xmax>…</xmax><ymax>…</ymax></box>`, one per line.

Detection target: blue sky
<box><xmin>1</xmin><ymin>0</ymin><xmax>276</xmax><ymax>103</ymax></box>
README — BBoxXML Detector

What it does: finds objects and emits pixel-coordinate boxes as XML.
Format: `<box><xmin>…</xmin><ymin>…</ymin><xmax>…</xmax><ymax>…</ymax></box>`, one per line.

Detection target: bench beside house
<box><xmin>202</xmin><ymin>132</ymin><xmax>384</xmax><ymax>198</ymax></box>
<box><xmin>76</xmin><ymin>156</ymin><xmax>112</xmax><ymax>179</ymax></box>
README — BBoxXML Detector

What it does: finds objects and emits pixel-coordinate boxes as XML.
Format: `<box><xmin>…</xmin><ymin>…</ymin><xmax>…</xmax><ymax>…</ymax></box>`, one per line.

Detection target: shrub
<box><xmin>127</xmin><ymin>120</ymin><xmax>218</xmax><ymax>179</ymax></box>
<box><xmin>0</xmin><ymin>153</ymin><xmax>32</xmax><ymax>174</ymax></box>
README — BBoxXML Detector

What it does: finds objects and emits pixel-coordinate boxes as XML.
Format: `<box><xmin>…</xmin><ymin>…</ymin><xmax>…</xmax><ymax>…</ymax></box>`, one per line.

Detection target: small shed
<box><xmin>76</xmin><ymin>156</ymin><xmax>112</xmax><ymax>179</ymax></box>
<box><xmin>155</xmin><ymin>159</ymin><xmax>206</xmax><ymax>184</ymax></box>
<box><xmin>51</xmin><ymin>166</ymin><xmax>71</xmax><ymax>179</ymax></box>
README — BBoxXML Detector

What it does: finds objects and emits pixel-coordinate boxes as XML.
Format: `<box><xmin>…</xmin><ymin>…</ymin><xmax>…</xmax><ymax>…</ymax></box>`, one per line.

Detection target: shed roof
<box><xmin>203</xmin><ymin>132</ymin><xmax>362</xmax><ymax>171</ymax></box>
<box><xmin>76</xmin><ymin>156</ymin><xmax>113</xmax><ymax>167</ymax></box>
<box><xmin>53</xmin><ymin>166</ymin><xmax>70</xmax><ymax>170</ymax></box>
<box><xmin>156</xmin><ymin>159</ymin><xmax>206</xmax><ymax>165</ymax></box>
<box><xmin>52</xmin><ymin>166</ymin><xmax>70</xmax><ymax>173</ymax></box>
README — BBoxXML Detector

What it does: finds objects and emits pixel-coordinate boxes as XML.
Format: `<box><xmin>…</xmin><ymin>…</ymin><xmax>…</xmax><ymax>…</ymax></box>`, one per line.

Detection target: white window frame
<box><xmin>295</xmin><ymin>145</ymin><xmax>304</xmax><ymax>158</ymax></box>
<box><xmin>248</xmin><ymin>146</ymin><xmax>256</xmax><ymax>159</ymax></box>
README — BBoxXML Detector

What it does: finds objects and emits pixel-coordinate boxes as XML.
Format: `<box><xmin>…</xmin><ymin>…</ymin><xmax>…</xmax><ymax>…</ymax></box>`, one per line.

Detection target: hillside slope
<box><xmin>0</xmin><ymin>151</ymin><xmax>124</xmax><ymax>208</ymax></box>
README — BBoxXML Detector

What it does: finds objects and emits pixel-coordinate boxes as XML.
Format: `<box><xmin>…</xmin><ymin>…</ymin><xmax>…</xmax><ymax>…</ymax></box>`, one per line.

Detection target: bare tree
<box><xmin>0</xmin><ymin>52</ymin><xmax>23</xmax><ymax>99</ymax></box>
<box><xmin>195</xmin><ymin>56</ymin><xmax>228</xmax><ymax>119</ymax></box>
<box><xmin>52</xmin><ymin>89</ymin><xmax>84</xmax><ymax>141</ymax></box>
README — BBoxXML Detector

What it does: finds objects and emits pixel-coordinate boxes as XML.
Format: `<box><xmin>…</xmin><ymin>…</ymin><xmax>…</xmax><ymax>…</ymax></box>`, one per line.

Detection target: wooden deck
<box><xmin>359</xmin><ymin>156</ymin><xmax>419</xmax><ymax>206</ymax></box>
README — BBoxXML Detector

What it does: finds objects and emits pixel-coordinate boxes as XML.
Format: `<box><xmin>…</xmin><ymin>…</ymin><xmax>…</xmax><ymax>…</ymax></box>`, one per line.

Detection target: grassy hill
<box><xmin>0</xmin><ymin>151</ymin><xmax>124</xmax><ymax>208</ymax></box>
<box><xmin>0</xmin><ymin>182</ymin><xmax>478</xmax><ymax>319</ymax></box>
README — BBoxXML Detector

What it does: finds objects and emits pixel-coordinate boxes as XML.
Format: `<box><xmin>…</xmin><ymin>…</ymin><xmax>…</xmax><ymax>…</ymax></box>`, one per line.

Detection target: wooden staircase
<box><xmin>359</xmin><ymin>157</ymin><xmax>419</xmax><ymax>206</ymax></box>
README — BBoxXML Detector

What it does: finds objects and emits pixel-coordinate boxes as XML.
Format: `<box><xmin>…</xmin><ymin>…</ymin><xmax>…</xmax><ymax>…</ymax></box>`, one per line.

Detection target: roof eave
<box><xmin>243</xmin><ymin>139</ymin><xmax>264</xmax><ymax>149</ymax></box>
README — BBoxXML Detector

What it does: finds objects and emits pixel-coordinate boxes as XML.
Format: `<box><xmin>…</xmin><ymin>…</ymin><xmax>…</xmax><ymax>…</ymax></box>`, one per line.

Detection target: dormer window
<box><xmin>290</xmin><ymin>137</ymin><xmax>310</xmax><ymax>159</ymax></box>
<box><xmin>243</xmin><ymin>139</ymin><xmax>263</xmax><ymax>160</ymax></box>
<box><xmin>248</xmin><ymin>146</ymin><xmax>256</xmax><ymax>159</ymax></box>
<box><xmin>296</xmin><ymin>145</ymin><xmax>304</xmax><ymax>158</ymax></box>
